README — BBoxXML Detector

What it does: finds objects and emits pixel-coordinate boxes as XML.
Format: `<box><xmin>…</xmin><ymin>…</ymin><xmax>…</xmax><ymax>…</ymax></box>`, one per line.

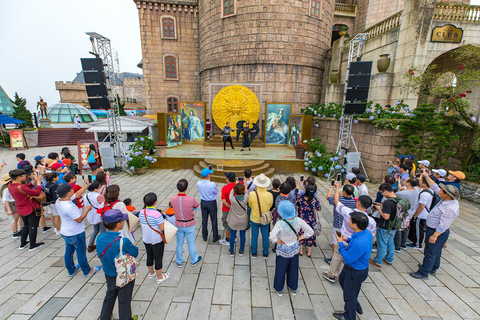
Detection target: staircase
<box><xmin>194</xmin><ymin>158</ymin><xmax>275</xmax><ymax>183</ymax></box>
<box><xmin>204</xmin><ymin>135</ymin><xmax>265</xmax><ymax>148</ymax></box>
<box><xmin>38</xmin><ymin>128</ymin><xmax>95</xmax><ymax>147</ymax></box>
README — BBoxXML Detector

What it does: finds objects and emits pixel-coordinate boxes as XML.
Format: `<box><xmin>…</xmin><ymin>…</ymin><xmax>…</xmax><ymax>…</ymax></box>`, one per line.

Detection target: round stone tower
<box><xmin>198</xmin><ymin>0</ymin><xmax>335</xmax><ymax>117</ymax></box>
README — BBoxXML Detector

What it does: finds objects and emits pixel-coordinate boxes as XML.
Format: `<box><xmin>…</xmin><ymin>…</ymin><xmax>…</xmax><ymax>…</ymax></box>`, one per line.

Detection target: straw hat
<box><xmin>163</xmin><ymin>220</ymin><xmax>178</xmax><ymax>244</ymax></box>
<box><xmin>0</xmin><ymin>173</ymin><xmax>12</xmax><ymax>185</ymax></box>
<box><xmin>253</xmin><ymin>173</ymin><xmax>271</xmax><ymax>188</ymax></box>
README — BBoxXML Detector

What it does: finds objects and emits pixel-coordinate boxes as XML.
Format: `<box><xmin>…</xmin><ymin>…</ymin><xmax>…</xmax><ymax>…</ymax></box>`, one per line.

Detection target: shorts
<box><xmin>222</xmin><ymin>211</ymin><xmax>230</xmax><ymax>232</ymax></box>
<box><xmin>48</xmin><ymin>203</ymin><xmax>59</xmax><ymax>216</ymax></box>
<box><xmin>330</xmin><ymin>227</ymin><xmax>342</xmax><ymax>245</ymax></box>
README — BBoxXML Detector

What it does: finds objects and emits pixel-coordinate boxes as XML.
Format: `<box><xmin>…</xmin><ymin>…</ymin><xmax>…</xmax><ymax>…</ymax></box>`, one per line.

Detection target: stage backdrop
<box><xmin>180</xmin><ymin>102</ymin><xmax>206</xmax><ymax>143</ymax></box>
<box><xmin>157</xmin><ymin>113</ymin><xmax>183</xmax><ymax>148</ymax></box>
<box><xmin>288</xmin><ymin>115</ymin><xmax>312</xmax><ymax>148</ymax></box>
<box><xmin>264</xmin><ymin>103</ymin><xmax>291</xmax><ymax>145</ymax></box>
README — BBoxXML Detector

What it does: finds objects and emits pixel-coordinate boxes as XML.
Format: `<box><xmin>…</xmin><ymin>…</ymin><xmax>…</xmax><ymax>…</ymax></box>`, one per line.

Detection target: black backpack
<box><xmin>419</xmin><ymin>189</ymin><xmax>442</xmax><ymax>212</ymax></box>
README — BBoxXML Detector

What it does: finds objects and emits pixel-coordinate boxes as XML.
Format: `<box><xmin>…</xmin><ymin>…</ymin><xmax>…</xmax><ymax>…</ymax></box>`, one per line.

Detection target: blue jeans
<box><xmin>374</xmin><ymin>228</ymin><xmax>397</xmax><ymax>265</ymax></box>
<box><xmin>176</xmin><ymin>225</ymin><xmax>199</xmax><ymax>265</ymax></box>
<box><xmin>250</xmin><ymin>221</ymin><xmax>269</xmax><ymax>255</ymax></box>
<box><xmin>62</xmin><ymin>231</ymin><xmax>91</xmax><ymax>276</ymax></box>
<box><xmin>230</xmin><ymin>229</ymin><xmax>246</xmax><ymax>253</ymax></box>
<box><xmin>89</xmin><ymin>223</ymin><xmax>106</xmax><ymax>246</ymax></box>
<box><xmin>418</xmin><ymin>227</ymin><xmax>450</xmax><ymax>276</ymax></box>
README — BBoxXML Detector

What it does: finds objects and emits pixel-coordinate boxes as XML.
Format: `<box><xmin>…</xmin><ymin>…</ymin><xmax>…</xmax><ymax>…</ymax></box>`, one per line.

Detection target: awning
<box><xmin>86</xmin><ymin>116</ymin><xmax>155</xmax><ymax>133</ymax></box>
<box><xmin>86</xmin><ymin>124</ymin><xmax>148</xmax><ymax>133</ymax></box>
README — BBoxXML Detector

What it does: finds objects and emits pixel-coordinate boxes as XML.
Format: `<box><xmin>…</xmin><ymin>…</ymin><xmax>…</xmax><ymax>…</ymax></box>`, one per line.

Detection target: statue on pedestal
<box><xmin>36</xmin><ymin>97</ymin><xmax>48</xmax><ymax>119</ymax></box>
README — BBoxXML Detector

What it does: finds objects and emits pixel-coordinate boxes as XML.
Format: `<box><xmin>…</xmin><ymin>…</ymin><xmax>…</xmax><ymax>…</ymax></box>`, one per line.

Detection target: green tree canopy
<box><xmin>11</xmin><ymin>92</ymin><xmax>33</xmax><ymax>128</ymax></box>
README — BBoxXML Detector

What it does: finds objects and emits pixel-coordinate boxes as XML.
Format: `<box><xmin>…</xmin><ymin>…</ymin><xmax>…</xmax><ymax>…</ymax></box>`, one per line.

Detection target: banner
<box><xmin>9</xmin><ymin>130</ymin><xmax>24</xmax><ymax>149</ymax></box>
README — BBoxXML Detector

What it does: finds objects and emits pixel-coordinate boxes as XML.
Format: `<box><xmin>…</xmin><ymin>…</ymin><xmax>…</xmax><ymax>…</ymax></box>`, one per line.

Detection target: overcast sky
<box><xmin>0</xmin><ymin>0</ymin><xmax>142</xmax><ymax>112</ymax></box>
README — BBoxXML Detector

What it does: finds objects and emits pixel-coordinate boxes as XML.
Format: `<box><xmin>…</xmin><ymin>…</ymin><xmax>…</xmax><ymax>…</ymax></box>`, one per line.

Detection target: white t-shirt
<box><xmin>2</xmin><ymin>188</ymin><xmax>15</xmax><ymax>202</ymax></box>
<box><xmin>113</xmin><ymin>202</ymin><xmax>135</xmax><ymax>243</ymax></box>
<box><xmin>85</xmin><ymin>191</ymin><xmax>103</xmax><ymax>225</ymax></box>
<box><xmin>416</xmin><ymin>189</ymin><xmax>434</xmax><ymax>220</ymax></box>
<box><xmin>56</xmin><ymin>199</ymin><xmax>85</xmax><ymax>236</ymax></box>
<box><xmin>358</xmin><ymin>184</ymin><xmax>369</xmax><ymax>197</ymax></box>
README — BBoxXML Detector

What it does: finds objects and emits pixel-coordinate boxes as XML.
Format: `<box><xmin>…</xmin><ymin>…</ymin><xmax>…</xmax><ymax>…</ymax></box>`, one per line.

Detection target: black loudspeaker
<box><xmin>349</xmin><ymin>61</ymin><xmax>373</xmax><ymax>75</ymax></box>
<box><xmin>347</xmin><ymin>75</ymin><xmax>371</xmax><ymax>88</ymax></box>
<box><xmin>86</xmin><ymin>85</ymin><xmax>108</xmax><ymax>97</ymax></box>
<box><xmin>81</xmin><ymin>58</ymin><xmax>104</xmax><ymax>71</ymax></box>
<box><xmin>345</xmin><ymin>103</ymin><xmax>367</xmax><ymax>115</ymax></box>
<box><xmin>88</xmin><ymin>97</ymin><xmax>111</xmax><ymax>110</ymax></box>
<box><xmin>346</xmin><ymin>88</ymin><xmax>369</xmax><ymax>101</ymax></box>
<box><xmin>84</xmin><ymin>71</ymin><xmax>106</xmax><ymax>84</ymax></box>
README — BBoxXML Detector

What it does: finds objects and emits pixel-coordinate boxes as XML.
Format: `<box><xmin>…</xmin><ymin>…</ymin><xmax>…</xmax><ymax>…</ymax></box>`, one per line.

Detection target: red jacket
<box><xmin>8</xmin><ymin>183</ymin><xmax>42</xmax><ymax>216</ymax></box>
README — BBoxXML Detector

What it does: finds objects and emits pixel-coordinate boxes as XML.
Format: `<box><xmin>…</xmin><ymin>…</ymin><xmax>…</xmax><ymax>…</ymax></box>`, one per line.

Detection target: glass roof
<box><xmin>0</xmin><ymin>86</ymin><xmax>15</xmax><ymax>117</ymax></box>
<box><xmin>47</xmin><ymin>103</ymin><xmax>98</xmax><ymax>123</ymax></box>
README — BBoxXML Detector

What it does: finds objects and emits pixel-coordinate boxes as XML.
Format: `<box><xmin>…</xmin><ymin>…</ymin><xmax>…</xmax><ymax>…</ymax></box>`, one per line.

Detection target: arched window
<box><xmin>162</xmin><ymin>17</ymin><xmax>176</xmax><ymax>39</ymax></box>
<box><xmin>164</xmin><ymin>56</ymin><xmax>178</xmax><ymax>79</ymax></box>
<box><xmin>167</xmin><ymin>96</ymin><xmax>179</xmax><ymax>113</ymax></box>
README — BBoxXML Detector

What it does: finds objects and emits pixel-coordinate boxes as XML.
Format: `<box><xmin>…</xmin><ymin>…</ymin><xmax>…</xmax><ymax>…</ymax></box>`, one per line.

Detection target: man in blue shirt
<box><xmin>333</xmin><ymin>212</ymin><xmax>373</xmax><ymax>320</ymax></box>
<box><xmin>96</xmin><ymin>209</ymin><xmax>139</xmax><ymax>320</ymax></box>
<box><xmin>196</xmin><ymin>168</ymin><xmax>219</xmax><ymax>242</ymax></box>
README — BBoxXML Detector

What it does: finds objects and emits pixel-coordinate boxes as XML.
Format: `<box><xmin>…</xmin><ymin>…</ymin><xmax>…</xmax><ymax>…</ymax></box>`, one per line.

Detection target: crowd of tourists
<box><xmin>0</xmin><ymin>147</ymin><xmax>464</xmax><ymax>320</ymax></box>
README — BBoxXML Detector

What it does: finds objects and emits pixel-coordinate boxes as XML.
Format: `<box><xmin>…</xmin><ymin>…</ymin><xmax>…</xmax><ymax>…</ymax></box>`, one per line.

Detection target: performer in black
<box><xmin>222</xmin><ymin>122</ymin><xmax>235</xmax><ymax>150</ymax></box>
<box><xmin>249</xmin><ymin>122</ymin><xmax>259</xmax><ymax>146</ymax></box>
<box><xmin>240</xmin><ymin>121</ymin><xmax>251</xmax><ymax>152</ymax></box>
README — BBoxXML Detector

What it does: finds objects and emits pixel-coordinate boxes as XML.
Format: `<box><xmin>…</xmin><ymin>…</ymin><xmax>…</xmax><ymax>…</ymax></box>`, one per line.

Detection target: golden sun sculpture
<box><xmin>212</xmin><ymin>85</ymin><xmax>260</xmax><ymax>129</ymax></box>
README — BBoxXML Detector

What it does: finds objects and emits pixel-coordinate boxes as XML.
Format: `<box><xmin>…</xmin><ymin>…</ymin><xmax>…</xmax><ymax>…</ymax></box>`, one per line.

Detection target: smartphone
<box><xmin>386</xmin><ymin>161</ymin><xmax>390</xmax><ymax>164</ymax></box>
<box><xmin>208</xmin><ymin>165</ymin><xmax>213</xmax><ymax>170</ymax></box>
<box><xmin>82</xmin><ymin>175</ymin><xmax>85</xmax><ymax>181</ymax></box>
<box><xmin>336</xmin><ymin>173</ymin><xmax>342</xmax><ymax>182</ymax></box>
<box><xmin>238</xmin><ymin>177</ymin><xmax>244</xmax><ymax>182</ymax></box>
<box><xmin>330</xmin><ymin>179</ymin><xmax>335</xmax><ymax>187</ymax></box>
<box><xmin>335</xmin><ymin>231</ymin><xmax>342</xmax><ymax>237</ymax></box>
<box><xmin>88</xmin><ymin>175</ymin><xmax>92</xmax><ymax>184</ymax></box>
<box><xmin>300</xmin><ymin>175</ymin><xmax>304</xmax><ymax>182</ymax></box>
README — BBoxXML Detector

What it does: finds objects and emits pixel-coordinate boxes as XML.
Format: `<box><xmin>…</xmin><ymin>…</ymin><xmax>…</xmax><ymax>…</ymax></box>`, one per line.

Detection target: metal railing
<box><xmin>434</xmin><ymin>4</ymin><xmax>480</xmax><ymax>22</ymax></box>
<box><xmin>363</xmin><ymin>11</ymin><xmax>402</xmax><ymax>39</ymax></box>
<box><xmin>334</xmin><ymin>3</ymin><xmax>357</xmax><ymax>17</ymax></box>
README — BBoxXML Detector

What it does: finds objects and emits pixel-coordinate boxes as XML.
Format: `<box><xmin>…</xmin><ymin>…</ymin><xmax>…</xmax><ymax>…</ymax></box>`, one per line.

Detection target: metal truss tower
<box><xmin>328</xmin><ymin>33</ymin><xmax>369</xmax><ymax>180</ymax></box>
<box><xmin>86</xmin><ymin>32</ymin><xmax>131</xmax><ymax>175</ymax></box>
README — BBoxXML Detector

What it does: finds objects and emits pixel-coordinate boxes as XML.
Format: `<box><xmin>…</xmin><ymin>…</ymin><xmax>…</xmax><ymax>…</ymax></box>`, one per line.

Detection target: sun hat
<box><xmin>34</xmin><ymin>155</ymin><xmax>45</xmax><ymax>162</ymax></box>
<box><xmin>201</xmin><ymin>168</ymin><xmax>214</xmax><ymax>178</ymax></box>
<box><xmin>253</xmin><ymin>173</ymin><xmax>271</xmax><ymax>188</ymax></box>
<box><xmin>432</xmin><ymin>169</ymin><xmax>447</xmax><ymax>177</ymax></box>
<box><xmin>0</xmin><ymin>173</ymin><xmax>12</xmax><ymax>185</ymax></box>
<box><xmin>278</xmin><ymin>200</ymin><xmax>295</xmax><ymax>220</ymax></box>
<box><xmin>51</xmin><ymin>163</ymin><xmax>63</xmax><ymax>171</ymax></box>
<box><xmin>418</xmin><ymin>160</ymin><xmax>430</xmax><ymax>167</ymax></box>
<box><xmin>224</xmin><ymin>172</ymin><xmax>236</xmax><ymax>182</ymax></box>
<box><xmin>449</xmin><ymin>171</ymin><xmax>466</xmax><ymax>180</ymax></box>
<box><xmin>56</xmin><ymin>184</ymin><xmax>72</xmax><ymax>198</ymax></box>
<box><xmin>346</xmin><ymin>172</ymin><xmax>356</xmax><ymax>181</ymax></box>
<box><xmin>439</xmin><ymin>184</ymin><xmax>460</xmax><ymax>200</ymax></box>
<box><xmin>103</xmin><ymin>209</ymin><xmax>129</xmax><ymax>224</ymax></box>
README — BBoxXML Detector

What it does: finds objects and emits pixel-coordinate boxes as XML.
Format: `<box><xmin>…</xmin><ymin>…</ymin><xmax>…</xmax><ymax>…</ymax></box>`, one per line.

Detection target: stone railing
<box><xmin>434</xmin><ymin>4</ymin><xmax>480</xmax><ymax>23</ymax></box>
<box><xmin>334</xmin><ymin>3</ymin><xmax>357</xmax><ymax>17</ymax></box>
<box><xmin>363</xmin><ymin>11</ymin><xmax>402</xmax><ymax>39</ymax></box>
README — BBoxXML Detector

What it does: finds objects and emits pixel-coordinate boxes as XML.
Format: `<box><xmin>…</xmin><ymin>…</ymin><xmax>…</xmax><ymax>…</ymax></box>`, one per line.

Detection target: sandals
<box><xmin>157</xmin><ymin>272</ymin><xmax>170</xmax><ymax>284</ymax></box>
<box><xmin>148</xmin><ymin>273</ymin><xmax>156</xmax><ymax>280</ymax></box>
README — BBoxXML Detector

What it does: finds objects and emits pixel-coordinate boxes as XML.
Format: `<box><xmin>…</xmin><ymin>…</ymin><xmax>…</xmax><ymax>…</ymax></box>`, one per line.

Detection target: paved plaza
<box><xmin>0</xmin><ymin>147</ymin><xmax>480</xmax><ymax>319</ymax></box>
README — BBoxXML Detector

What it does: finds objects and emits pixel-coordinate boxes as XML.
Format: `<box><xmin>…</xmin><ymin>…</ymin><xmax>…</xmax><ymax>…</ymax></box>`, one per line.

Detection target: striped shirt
<box><xmin>426</xmin><ymin>184</ymin><xmax>459</xmax><ymax>233</ymax></box>
<box><xmin>336</xmin><ymin>203</ymin><xmax>376</xmax><ymax>238</ymax></box>
<box><xmin>329</xmin><ymin>196</ymin><xmax>356</xmax><ymax>229</ymax></box>
<box><xmin>139</xmin><ymin>208</ymin><xmax>164</xmax><ymax>244</ymax></box>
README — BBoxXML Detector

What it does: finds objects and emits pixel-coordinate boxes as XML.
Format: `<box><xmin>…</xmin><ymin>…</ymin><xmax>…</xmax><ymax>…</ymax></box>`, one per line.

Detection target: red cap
<box><xmin>51</xmin><ymin>162</ymin><xmax>63</xmax><ymax>171</ymax></box>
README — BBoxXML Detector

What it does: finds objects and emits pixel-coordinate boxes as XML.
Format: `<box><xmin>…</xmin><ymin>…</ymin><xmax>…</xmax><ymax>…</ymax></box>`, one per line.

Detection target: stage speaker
<box><xmin>346</xmin><ymin>88</ymin><xmax>369</xmax><ymax>101</ymax></box>
<box><xmin>348</xmin><ymin>75</ymin><xmax>371</xmax><ymax>88</ymax></box>
<box><xmin>84</xmin><ymin>71</ymin><xmax>106</xmax><ymax>84</ymax></box>
<box><xmin>349</xmin><ymin>61</ymin><xmax>373</xmax><ymax>75</ymax></box>
<box><xmin>99</xmin><ymin>146</ymin><xmax>115</xmax><ymax>169</ymax></box>
<box><xmin>88</xmin><ymin>97</ymin><xmax>111</xmax><ymax>110</ymax></box>
<box><xmin>345</xmin><ymin>152</ymin><xmax>361</xmax><ymax>173</ymax></box>
<box><xmin>85</xmin><ymin>85</ymin><xmax>108</xmax><ymax>97</ymax></box>
<box><xmin>345</xmin><ymin>103</ymin><xmax>367</xmax><ymax>115</ymax></box>
<box><xmin>81</xmin><ymin>58</ymin><xmax>104</xmax><ymax>71</ymax></box>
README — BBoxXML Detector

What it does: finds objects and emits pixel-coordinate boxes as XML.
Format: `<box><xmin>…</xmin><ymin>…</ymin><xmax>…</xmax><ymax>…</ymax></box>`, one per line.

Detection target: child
<box><xmin>96</xmin><ymin>209</ymin><xmax>139</xmax><ymax>320</ymax></box>
<box><xmin>34</xmin><ymin>155</ymin><xmax>45</xmax><ymax>169</ymax></box>
<box><xmin>45</xmin><ymin>172</ymin><xmax>61</xmax><ymax>235</ymax></box>
<box><xmin>138</xmin><ymin>192</ymin><xmax>169</xmax><ymax>284</ymax></box>
<box><xmin>51</xmin><ymin>163</ymin><xmax>68</xmax><ymax>184</ymax></box>
<box><xmin>45</xmin><ymin>152</ymin><xmax>63</xmax><ymax>170</ymax></box>
<box><xmin>64</xmin><ymin>174</ymin><xmax>85</xmax><ymax>210</ymax></box>
<box><xmin>1</xmin><ymin>173</ymin><xmax>23</xmax><ymax>238</ymax></box>
<box><xmin>16</xmin><ymin>153</ymin><xmax>31</xmax><ymax>169</ymax></box>
<box><xmin>88</xmin><ymin>144</ymin><xmax>99</xmax><ymax>168</ymax></box>
<box><xmin>164</xmin><ymin>202</ymin><xmax>176</xmax><ymax>225</ymax></box>
<box><xmin>269</xmin><ymin>201</ymin><xmax>313</xmax><ymax>296</ymax></box>
<box><xmin>357</xmin><ymin>174</ymin><xmax>368</xmax><ymax>196</ymax></box>
<box><xmin>124</xmin><ymin>198</ymin><xmax>136</xmax><ymax>212</ymax></box>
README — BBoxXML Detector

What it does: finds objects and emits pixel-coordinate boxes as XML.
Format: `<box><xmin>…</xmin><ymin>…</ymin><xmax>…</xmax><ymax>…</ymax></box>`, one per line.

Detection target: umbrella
<box><xmin>0</xmin><ymin>114</ymin><xmax>25</xmax><ymax>147</ymax></box>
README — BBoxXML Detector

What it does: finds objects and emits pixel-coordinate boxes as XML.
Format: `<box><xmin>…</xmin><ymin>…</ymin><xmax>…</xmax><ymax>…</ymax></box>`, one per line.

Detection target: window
<box><xmin>164</xmin><ymin>56</ymin><xmax>178</xmax><ymax>79</ymax></box>
<box><xmin>167</xmin><ymin>96</ymin><xmax>178</xmax><ymax>113</ymax></box>
<box><xmin>162</xmin><ymin>17</ymin><xmax>176</xmax><ymax>39</ymax></box>
<box><xmin>222</xmin><ymin>0</ymin><xmax>235</xmax><ymax>17</ymax></box>
<box><xmin>311</xmin><ymin>0</ymin><xmax>321</xmax><ymax>16</ymax></box>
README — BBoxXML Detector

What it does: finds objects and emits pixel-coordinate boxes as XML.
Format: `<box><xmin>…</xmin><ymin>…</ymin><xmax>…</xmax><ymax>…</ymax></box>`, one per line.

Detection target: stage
<box><xmin>149</xmin><ymin>144</ymin><xmax>305</xmax><ymax>182</ymax></box>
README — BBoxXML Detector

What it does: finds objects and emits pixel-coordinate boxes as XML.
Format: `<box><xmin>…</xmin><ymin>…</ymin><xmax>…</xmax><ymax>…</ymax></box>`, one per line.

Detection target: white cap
<box><xmin>418</xmin><ymin>160</ymin><xmax>430</xmax><ymax>167</ymax></box>
<box><xmin>432</xmin><ymin>169</ymin><xmax>447</xmax><ymax>177</ymax></box>
<box><xmin>345</xmin><ymin>172</ymin><xmax>356</xmax><ymax>181</ymax></box>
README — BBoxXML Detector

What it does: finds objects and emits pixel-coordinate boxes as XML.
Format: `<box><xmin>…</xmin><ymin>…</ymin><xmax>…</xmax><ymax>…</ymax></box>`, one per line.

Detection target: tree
<box><xmin>114</xmin><ymin>94</ymin><xmax>127</xmax><ymax>116</ymax></box>
<box><xmin>404</xmin><ymin>45</ymin><xmax>480</xmax><ymax>170</ymax></box>
<box><xmin>11</xmin><ymin>92</ymin><xmax>33</xmax><ymax>128</ymax></box>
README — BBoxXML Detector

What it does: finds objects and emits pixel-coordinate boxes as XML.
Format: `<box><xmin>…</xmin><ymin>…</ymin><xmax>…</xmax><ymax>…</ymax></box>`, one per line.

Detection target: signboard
<box><xmin>9</xmin><ymin>130</ymin><xmax>28</xmax><ymax>150</ymax></box>
<box><xmin>431</xmin><ymin>24</ymin><xmax>463</xmax><ymax>43</ymax></box>
<box><xmin>77</xmin><ymin>140</ymin><xmax>98</xmax><ymax>174</ymax></box>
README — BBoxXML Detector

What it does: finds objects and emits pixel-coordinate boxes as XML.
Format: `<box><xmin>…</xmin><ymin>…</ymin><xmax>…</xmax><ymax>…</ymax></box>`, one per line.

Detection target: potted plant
<box><xmin>154</xmin><ymin>141</ymin><xmax>167</xmax><ymax>157</ymax></box>
<box><xmin>133</xmin><ymin>136</ymin><xmax>155</xmax><ymax>155</ymax></box>
<box><xmin>124</xmin><ymin>151</ymin><xmax>157</xmax><ymax>174</ymax></box>
<box><xmin>339</xmin><ymin>26</ymin><xmax>349</xmax><ymax>37</ymax></box>
<box><xmin>295</xmin><ymin>142</ymin><xmax>307</xmax><ymax>159</ymax></box>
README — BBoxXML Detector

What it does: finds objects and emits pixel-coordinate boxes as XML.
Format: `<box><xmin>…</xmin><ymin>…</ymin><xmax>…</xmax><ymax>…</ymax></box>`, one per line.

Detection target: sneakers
<box><xmin>276</xmin><ymin>290</ymin><xmax>282</xmax><ymax>297</ymax></box>
<box><xmin>395</xmin><ymin>248</ymin><xmax>401</xmax><ymax>253</ymax></box>
<box><xmin>230</xmin><ymin>252</ymin><xmax>235</xmax><ymax>257</ymax></box>
<box><xmin>68</xmin><ymin>265</ymin><xmax>81</xmax><ymax>278</ymax></box>
<box><xmin>263</xmin><ymin>254</ymin><xmax>268</xmax><ymax>260</ymax></box>
<box><xmin>251</xmin><ymin>254</ymin><xmax>257</xmax><ymax>259</ymax></box>
<box><xmin>12</xmin><ymin>231</ymin><xmax>21</xmax><ymax>239</ymax></box>
<box><xmin>410</xmin><ymin>271</ymin><xmax>428</xmax><ymax>280</ymax></box>
<box><xmin>191</xmin><ymin>256</ymin><xmax>202</xmax><ymax>267</ymax></box>
<box><xmin>239</xmin><ymin>251</ymin><xmax>244</xmax><ymax>257</ymax></box>
<box><xmin>322</xmin><ymin>272</ymin><xmax>336</xmax><ymax>283</ymax></box>
<box><xmin>219</xmin><ymin>239</ymin><xmax>229</xmax><ymax>245</ymax></box>
<box><xmin>19</xmin><ymin>241</ymin><xmax>29</xmax><ymax>250</ymax></box>
<box><xmin>87</xmin><ymin>245</ymin><xmax>96</xmax><ymax>253</ymax></box>
<box><xmin>407</xmin><ymin>244</ymin><xmax>423</xmax><ymax>250</ymax></box>
<box><xmin>371</xmin><ymin>243</ymin><xmax>377</xmax><ymax>252</ymax></box>
<box><xmin>176</xmin><ymin>263</ymin><xmax>183</xmax><ymax>268</ymax></box>
<box><xmin>85</xmin><ymin>266</ymin><xmax>102</xmax><ymax>278</ymax></box>
<box><xmin>369</xmin><ymin>258</ymin><xmax>382</xmax><ymax>269</ymax></box>
<box><xmin>401</xmin><ymin>245</ymin><xmax>407</xmax><ymax>251</ymax></box>
<box><xmin>291</xmin><ymin>289</ymin><xmax>297</xmax><ymax>296</ymax></box>
<box><xmin>42</xmin><ymin>227</ymin><xmax>52</xmax><ymax>233</ymax></box>
<box><xmin>157</xmin><ymin>272</ymin><xmax>170</xmax><ymax>284</ymax></box>
<box><xmin>212</xmin><ymin>236</ymin><xmax>221</xmax><ymax>243</ymax></box>
<box><xmin>29</xmin><ymin>242</ymin><xmax>45</xmax><ymax>252</ymax></box>
<box><xmin>324</xmin><ymin>258</ymin><xmax>332</xmax><ymax>264</ymax></box>
<box><xmin>54</xmin><ymin>228</ymin><xmax>60</xmax><ymax>236</ymax></box>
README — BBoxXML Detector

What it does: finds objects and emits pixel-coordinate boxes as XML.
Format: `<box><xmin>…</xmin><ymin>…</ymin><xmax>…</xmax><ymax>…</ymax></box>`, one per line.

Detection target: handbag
<box><xmin>17</xmin><ymin>185</ymin><xmax>46</xmax><ymax>216</ymax></box>
<box><xmin>143</xmin><ymin>209</ymin><xmax>177</xmax><ymax>244</ymax></box>
<box><xmin>254</xmin><ymin>190</ymin><xmax>272</xmax><ymax>225</ymax></box>
<box><xmin>313</xmin><ymin>210</ymin><xmax>322</xmax><ymax>236</ymax></box>
<box><xmin>99</xmin><ymin>236</ymin><xmax>138</xmax><ymax>288</ymax></box>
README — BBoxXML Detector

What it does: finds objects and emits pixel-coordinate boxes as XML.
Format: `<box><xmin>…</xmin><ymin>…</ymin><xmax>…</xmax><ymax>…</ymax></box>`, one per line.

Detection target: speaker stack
<box><xmin>344</xmin><ymin>61</ymin><xmax>372</xmax><ymax>115</ymax></box>
<box><xmin>81</xmin><ymin>58</ymin><xmax>111</xmax><ymax>110</ymax></box>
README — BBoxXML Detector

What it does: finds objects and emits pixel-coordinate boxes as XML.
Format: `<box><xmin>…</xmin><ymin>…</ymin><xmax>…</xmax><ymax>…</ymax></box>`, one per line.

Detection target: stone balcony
<box><xmin>334</xmin><ymin>3</ymin><xmax>357</xmax><ymax>18</ymax></box>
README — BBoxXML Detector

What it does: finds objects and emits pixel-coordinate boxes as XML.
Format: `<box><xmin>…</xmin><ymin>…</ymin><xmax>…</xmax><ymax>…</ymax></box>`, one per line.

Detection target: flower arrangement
<box><xmin>295</xmin><ymin>143</ymin><xmax>307</xmax><ymax>150</ymax></box>
<box><xmin>303</xmin><ymin>138</ymin><xmax>344</xmax><ymax>178</ymax></box>
<box><xmin>123</xmin><ymin>151</ymin><xmax>157</xmax><ymax>171</ymax></box>
<box><xmin>133</xmin><ymin>136</ymin><xmax>155</xmax><ymax>151</ymax></box>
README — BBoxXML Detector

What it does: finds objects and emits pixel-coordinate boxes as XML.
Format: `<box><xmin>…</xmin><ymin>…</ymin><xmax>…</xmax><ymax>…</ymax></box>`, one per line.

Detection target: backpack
<box><xmin>97</xmin><ymin>200</ymin><xmax>121</xmax><ymax>217</ymax></box>
<box><xmin>44</xmin><ymin>182</ymin><xmax>58</xmax><ymax>204</ymax></box>
<box><xmin>419</xmin><ymin>189</ymin><xmax>442</xmax><ymax>212</ymax></box>
<box><xmin>387</xmin><ymin>197</ymin><xmax>411</xmax><ymax>233</ymax></box>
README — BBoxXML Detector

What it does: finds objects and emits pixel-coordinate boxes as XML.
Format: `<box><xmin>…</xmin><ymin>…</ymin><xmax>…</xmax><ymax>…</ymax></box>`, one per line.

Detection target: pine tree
<box><xmin>11</xmin><ymin>92</ymin><xmax>33</xmax><ymax>128</ymax></box>
<box><xmin>114</xmin><ymin>94</ymin><xmax>127</xmax><ymax>116</ymax></box>
<box><xmin>395</xmin><ymin>102</ymin><xmax>456</xmax><ymax>167</ymax></box>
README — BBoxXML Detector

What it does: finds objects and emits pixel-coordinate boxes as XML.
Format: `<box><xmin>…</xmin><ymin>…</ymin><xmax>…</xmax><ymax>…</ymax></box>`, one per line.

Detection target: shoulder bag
<box><xmin>143</xmin><ymin>209</ymin><xmax>167</xmax><ymax>243</ymax></box>
<box><xmin>311</xmin><ymin>200</ymin><xmax>322</xmax><ymax>237</ymax></box>
<box><xmin>99</xmin><ymin>236</ymin><xmax>138</xmax><ymax>288</ymax></box>
<box><xmin>143</xmin><ymin>209</ymin><xmax>178</xmax><ymax>244</ymax></box>
<box><xmin>254</xmin><ymin>190</ymin><xmax>272</xmax><ymax>225</ymax></box>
